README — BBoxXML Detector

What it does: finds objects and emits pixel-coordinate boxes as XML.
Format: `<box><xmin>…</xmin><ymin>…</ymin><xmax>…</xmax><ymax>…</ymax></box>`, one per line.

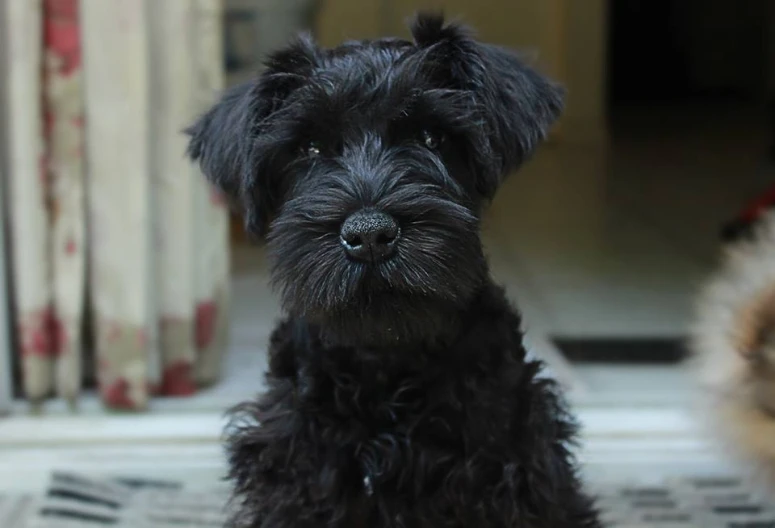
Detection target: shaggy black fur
<box><xmin>187</xmin><ymin>13</ymin><xmax>600</xmax><ymax>528</ymax></box>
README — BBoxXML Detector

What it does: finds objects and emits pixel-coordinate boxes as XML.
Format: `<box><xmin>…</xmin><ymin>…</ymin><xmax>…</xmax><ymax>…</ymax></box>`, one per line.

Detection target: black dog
<box><xmin>187</xmin><ymin>13</ymin><xmax>600</xmax><ymax>528</ymax></box>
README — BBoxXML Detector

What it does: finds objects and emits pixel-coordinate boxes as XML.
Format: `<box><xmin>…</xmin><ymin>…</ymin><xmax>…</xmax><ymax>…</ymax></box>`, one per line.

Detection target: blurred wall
<box><xmin>316</xmin><ymin>0</ymin><xmax>608</xmax><ymax>145</ymax></box>
<box><xmin>562</xmin><ymin>0</ymin><xmax>607</xmax><ymax>144</ymax></box>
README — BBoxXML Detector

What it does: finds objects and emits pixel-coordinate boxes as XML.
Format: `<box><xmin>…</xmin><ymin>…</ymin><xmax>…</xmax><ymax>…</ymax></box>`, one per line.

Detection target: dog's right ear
<box><xmin>186</xmin><ymin>35</ymin><xmax>319</xmax><ymax>236</ymax></box>
<box><xmin>186</xmin><ymin>81</ymin><xmax>256</xmax><ymax>210</ymax></box>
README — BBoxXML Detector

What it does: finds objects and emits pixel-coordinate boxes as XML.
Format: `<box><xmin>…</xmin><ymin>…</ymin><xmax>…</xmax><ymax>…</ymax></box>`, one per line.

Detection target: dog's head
<box><xmin>187</xmin><ymin>14</ymin><xmax>563</xmax><ymax>346</ymax></box>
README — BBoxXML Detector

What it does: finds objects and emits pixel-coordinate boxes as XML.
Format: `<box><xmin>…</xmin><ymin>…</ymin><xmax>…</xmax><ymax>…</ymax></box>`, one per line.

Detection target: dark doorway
<box><xmin>607</xmin><ymin>0</ymin><xmax>691</xmax><ymax>105</ymax></box>
<box><xmin>607</xmin><ymin>0</ymin><xmax>770</xmax><ymax>110</ymax></box>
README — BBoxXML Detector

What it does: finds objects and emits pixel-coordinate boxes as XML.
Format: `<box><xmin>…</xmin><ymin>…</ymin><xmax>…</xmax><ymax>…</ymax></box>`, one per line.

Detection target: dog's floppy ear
<box><xmin>411</xmin><ymin>13</ymin><xmax>564</xmax><ymax>198</ymax></box>
<box><xmin>186</xmin><ymin>81</ymin><xmax>256</xmax><ymax>209</ymax></box>
<box><xmin>186</xmin><ymin>35</ymin><xmax>319</xmax><ymax>236</ymax></box>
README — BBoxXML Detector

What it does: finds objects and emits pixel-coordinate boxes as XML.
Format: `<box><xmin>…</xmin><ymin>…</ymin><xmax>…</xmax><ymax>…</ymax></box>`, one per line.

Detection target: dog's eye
<box><xmin>421</xmin><ymin>130</ymin><xmax>442</xmax><ymax>150</ymax></box>
<box><xmin>304</xmin><ymin>141</ymin><xmax>321</xmax><ymax>158</ymax></box>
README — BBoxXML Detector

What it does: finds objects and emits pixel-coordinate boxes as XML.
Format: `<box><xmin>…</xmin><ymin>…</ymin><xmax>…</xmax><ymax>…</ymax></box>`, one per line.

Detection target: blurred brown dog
<box><xmin>691</xmin><ymin>211</ymin><xmax>775</xmax><ymax>480</ymax></box>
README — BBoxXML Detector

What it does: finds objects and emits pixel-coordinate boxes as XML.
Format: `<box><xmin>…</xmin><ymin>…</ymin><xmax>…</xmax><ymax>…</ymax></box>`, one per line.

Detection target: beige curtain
<box><xmin>5</xmin><ymin>0</ymin><xmax>50</xmax><ymax>404</ymax></box>
<box><xmin>2</xmin><ymin>0</ymin><xmax>230</xmax><ymax>411</ymax></box>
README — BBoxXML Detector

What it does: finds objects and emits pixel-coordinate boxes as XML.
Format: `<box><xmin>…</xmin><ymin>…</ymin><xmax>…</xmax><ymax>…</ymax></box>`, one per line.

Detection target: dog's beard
<box><xmin>268</xmin><ymin>184</ymin><xmax>487</xmax><ymax>346</ymax></box>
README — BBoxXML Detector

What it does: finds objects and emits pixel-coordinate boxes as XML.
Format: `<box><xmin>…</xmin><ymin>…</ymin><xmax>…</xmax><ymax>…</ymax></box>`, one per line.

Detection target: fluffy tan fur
<box><xmin>690</xmin><ymin>211</ymin><xmax>775</xmax><ymax>479</ymax></box>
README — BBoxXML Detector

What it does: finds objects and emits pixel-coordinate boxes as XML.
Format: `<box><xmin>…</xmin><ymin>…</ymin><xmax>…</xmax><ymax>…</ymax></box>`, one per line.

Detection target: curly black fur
<box><xmin>188</xmin><ymin>12</ymin><xmax>598</xmax><ymax>528</ymax></box>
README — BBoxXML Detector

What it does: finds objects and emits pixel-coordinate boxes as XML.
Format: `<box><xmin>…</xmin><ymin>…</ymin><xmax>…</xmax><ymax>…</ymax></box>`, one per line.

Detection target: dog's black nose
<box><xmin>340</xmin><ymin>210</ymin><xmax>399</xmax><ymax>262</ymax></box>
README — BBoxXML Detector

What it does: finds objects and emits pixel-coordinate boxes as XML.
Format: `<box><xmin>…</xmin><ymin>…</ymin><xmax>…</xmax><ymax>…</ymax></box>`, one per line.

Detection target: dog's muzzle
<box><xmin>339</xmin><ymin>210</ymin><xmax>399</xmax><ymax>263</ymax></box>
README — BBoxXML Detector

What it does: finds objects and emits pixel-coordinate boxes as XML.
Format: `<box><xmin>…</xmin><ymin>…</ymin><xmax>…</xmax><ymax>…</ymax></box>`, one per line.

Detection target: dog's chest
<box><xmin>350</xmin><ymin>406</ymin><xmax>463</xmax><ymax>493</ymax></box>
<box><xmin>340</xmin><ymin>414</ymin><xmax>466</xmax><ymax>527</ymax></box>
<box><xmin>289</xmin><ymin>338</ymin><xmax>524</xmax><ymax>524</ymax></box>
<box><xmin>311</xmin><ymin>379</ymin><xmax>488</xmax><ymax>506</ymax></box>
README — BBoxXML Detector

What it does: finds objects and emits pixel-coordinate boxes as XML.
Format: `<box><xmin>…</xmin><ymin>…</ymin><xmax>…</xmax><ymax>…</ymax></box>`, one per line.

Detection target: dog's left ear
<box><xmin>412</xmin><ymin>13</ymin><xmax>565</xmax><ymax>197</ymax></box>
<box><xmin>474</xmin><ymin>43</ymin><xmax>565</xmax><ymax>173</ymax></box>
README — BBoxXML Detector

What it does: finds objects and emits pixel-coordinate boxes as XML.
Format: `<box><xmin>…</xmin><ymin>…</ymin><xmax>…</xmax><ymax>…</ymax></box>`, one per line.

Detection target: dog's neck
<box><xmin>284</xmin><ymin>280</ymin><xmax>518</xmax><ymax>380</ymax></box>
